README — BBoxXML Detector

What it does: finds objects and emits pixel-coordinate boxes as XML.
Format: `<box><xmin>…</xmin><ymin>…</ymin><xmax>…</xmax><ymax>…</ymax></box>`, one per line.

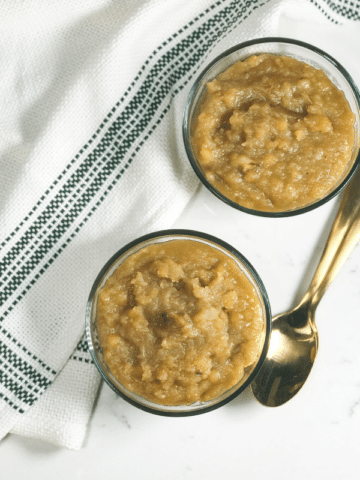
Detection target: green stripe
<box><xmin>0</xmin><ymin>369</ymin><xmax>39</xmax><ymax>407</ymax></box>
<box><xmin>0</xmin><ymin>393</ymin><xmax>25</xmax><ymax>414</ymax></box>
<box><xmin>75</xmin><ymin>336</ymin><xmax>90</xmax><ymax>353</ymax></box>
<box><xmin>309</xmin><ymin>0</ymin><xmax>360</xmax><ymax>21</ymax></box>
<box><xmin>0</xmin><ymin>325</ymin><xmax>57</xmax><ymax>376</ymax></box>
<box><xmin>0</xmin><ymin>340</ymin><xmax>52</xmax><ymax>388</ymax></box>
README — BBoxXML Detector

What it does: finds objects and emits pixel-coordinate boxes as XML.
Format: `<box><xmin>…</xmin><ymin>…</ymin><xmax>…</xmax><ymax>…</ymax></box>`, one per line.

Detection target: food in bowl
<box><xmin>191</xmin><ymin>53</ymin><xmax>356</xmax><ymax>212</ymax></box>
<box><xmin>96</xmin><ymin>238</ymin><xmax>266</xmax><ymax>406</ymax></box>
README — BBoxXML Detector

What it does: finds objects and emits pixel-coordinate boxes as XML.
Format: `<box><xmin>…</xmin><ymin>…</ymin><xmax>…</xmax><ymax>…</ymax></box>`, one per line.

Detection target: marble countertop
<box><xmin>1</xmin><ymin>14</ymin><xmax>360</xmax><ymax>480</ymax></box>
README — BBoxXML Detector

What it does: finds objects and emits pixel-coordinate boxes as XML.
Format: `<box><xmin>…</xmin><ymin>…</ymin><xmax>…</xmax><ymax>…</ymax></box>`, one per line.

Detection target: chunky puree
<box><xmin>97</xmin><ymin>239</ymin><xmax>264</xmax><ymax>405</ymax></box>
<box><xmin>192</xmin><ymin>54</ymin><xmax>355</xmax><ymax>212</ymax></box>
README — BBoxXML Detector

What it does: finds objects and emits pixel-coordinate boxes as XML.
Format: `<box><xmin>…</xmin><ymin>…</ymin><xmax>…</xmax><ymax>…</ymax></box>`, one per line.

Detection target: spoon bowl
<box><xmin>251</xmin><ymin>164</ymin><xmax>360</xmax><ymax>407</ymax></box>
<box><xmin>250</xmin><ymin>303</ymin><xmax>318</xmax><ymax>406</ymax></box>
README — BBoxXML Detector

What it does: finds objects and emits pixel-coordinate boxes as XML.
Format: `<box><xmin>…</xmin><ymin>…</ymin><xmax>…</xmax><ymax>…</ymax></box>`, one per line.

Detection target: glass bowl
<box><xmin>183</xmin><ymin>37</ymin><xmax>360</xmax><ymax>217</ymax></box>
<box><xmin>85</xmin><ymin>229</ymin><xmax>271</xmax><ymax>416</ymax></box>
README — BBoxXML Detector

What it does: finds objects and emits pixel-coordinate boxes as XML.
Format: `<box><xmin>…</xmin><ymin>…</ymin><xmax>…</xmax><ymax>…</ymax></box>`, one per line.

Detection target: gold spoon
<box><xmin>250</xmin><ymin>165</ymin><xmax>360</xmax><ymax>407</ymax></box>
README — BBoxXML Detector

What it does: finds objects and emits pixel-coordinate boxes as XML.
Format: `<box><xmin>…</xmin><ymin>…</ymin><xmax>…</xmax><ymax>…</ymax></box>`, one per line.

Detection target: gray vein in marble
<box><xmin>349</xmin><ymin>398</ymin><xmax>360</xmax><ymax>417</ymax></box>
<box><xmin>109</xmin><ymin>396</ymin><xmax>132</xmax><ymax>428</ymax></box>
<box><xmin>112</xmin><ymin>408</ymin><xmax>131</xmax><ymax>428</ymax></box>
<box><xmin>119</xmin><ymin>414</ymin><xmax>131</xmax><ymax>429</ymax></box>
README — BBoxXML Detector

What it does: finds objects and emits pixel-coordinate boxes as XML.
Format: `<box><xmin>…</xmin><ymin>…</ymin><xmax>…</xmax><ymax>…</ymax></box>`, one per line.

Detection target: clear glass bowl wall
<box><xmin>85</xmin><ymin>230</ymin><xmax>272</xmax><ymax>416</ymax></box>
<box><xmin>183</xmin><ymin>37</ymin><xmax>360</xmax><ymax>217</ymax></box>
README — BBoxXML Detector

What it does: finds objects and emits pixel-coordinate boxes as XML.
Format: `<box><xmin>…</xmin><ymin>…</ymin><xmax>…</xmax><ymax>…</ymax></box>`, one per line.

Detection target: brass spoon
<box><xmin>251</xmin><ymin>165</ymin><xmax>360</xmax><ymax>407</ymax></box>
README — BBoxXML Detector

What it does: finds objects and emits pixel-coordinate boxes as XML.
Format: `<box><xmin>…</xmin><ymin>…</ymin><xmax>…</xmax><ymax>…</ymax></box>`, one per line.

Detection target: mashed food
<box><xmin>97</xmin><ymin>239</ymin><xmax>265</xmax><ymax>405</ymax></box>
<box><xmin>192</xmin><ymin>54</ymin><xmax>355</xmax><ymax>212</ymax></box>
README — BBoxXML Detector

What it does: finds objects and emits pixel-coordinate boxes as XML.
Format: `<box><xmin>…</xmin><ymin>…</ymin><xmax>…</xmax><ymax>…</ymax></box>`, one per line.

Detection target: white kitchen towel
<box><xmin>0</xmin><ymin>0</ymin><xmax>359</xmax><ymax>450</ymax></box>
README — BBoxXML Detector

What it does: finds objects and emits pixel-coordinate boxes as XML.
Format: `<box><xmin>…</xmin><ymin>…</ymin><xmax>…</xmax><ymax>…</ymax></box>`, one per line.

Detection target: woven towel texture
<box><xmin>0</xmin><ymin>0</ymin><xmax>359</xmax><ymax>449</ymax></box>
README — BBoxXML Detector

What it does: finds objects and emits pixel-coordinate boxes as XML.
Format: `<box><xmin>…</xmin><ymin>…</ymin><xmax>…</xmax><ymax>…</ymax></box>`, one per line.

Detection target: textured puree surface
<box><xmin>97</xmin><ymin>239</ymin><xmax>265</xmax><ymax>406</ymax></box>
<box><xmin>192</xmin><ymin>54</ymin><xmax>355</xmax><ymax>212</ymax></box>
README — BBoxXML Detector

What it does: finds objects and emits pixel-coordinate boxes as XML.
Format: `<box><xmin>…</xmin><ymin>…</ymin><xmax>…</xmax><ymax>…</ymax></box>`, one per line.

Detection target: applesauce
<box><xmin>97</xmin><ymin>239</ymin><xmax>265</xmax><ymax>406</ymax></box>
<box><xmin>191</xmin><ymin>54</ymin><xmax>356</xmax><ymax>212</ymax></box>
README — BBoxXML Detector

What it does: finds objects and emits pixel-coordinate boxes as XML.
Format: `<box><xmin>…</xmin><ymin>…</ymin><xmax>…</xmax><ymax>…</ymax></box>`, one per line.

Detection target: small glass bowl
<box><xmin>183</xmin><ymin>37</ymin><xmax>360</xmax><ymax>218</ymax></box>
<box><xmin>85</xmin><ymin>229</ymin><xmax>271</xmax><ymax>416</ymax></box>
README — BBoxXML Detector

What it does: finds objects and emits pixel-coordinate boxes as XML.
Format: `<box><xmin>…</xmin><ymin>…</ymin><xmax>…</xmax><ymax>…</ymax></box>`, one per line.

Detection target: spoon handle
<box><xmin>306</xmin><ymin>165</ymin><xmax>360</xmax><ymax>308</ymax></box>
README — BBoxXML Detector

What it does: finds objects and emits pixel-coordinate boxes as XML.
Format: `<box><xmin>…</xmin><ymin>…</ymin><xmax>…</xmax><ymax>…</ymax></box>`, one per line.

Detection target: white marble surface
<box><xmin>1</xmin><ymin>14</ymin><xmax>360</xmax><ymax>480</ymax></box>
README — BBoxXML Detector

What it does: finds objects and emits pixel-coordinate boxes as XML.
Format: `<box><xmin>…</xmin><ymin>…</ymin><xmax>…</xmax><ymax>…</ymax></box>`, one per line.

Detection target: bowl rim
<box><xmin>182</xmin><ymin>36</ymin><xmax>360</xmax><ymax>218</ymax></box>
<box><xmin>85</xmin><ymin>228</ymin><xmax>272</xmax><ymax>416</ymax></box>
